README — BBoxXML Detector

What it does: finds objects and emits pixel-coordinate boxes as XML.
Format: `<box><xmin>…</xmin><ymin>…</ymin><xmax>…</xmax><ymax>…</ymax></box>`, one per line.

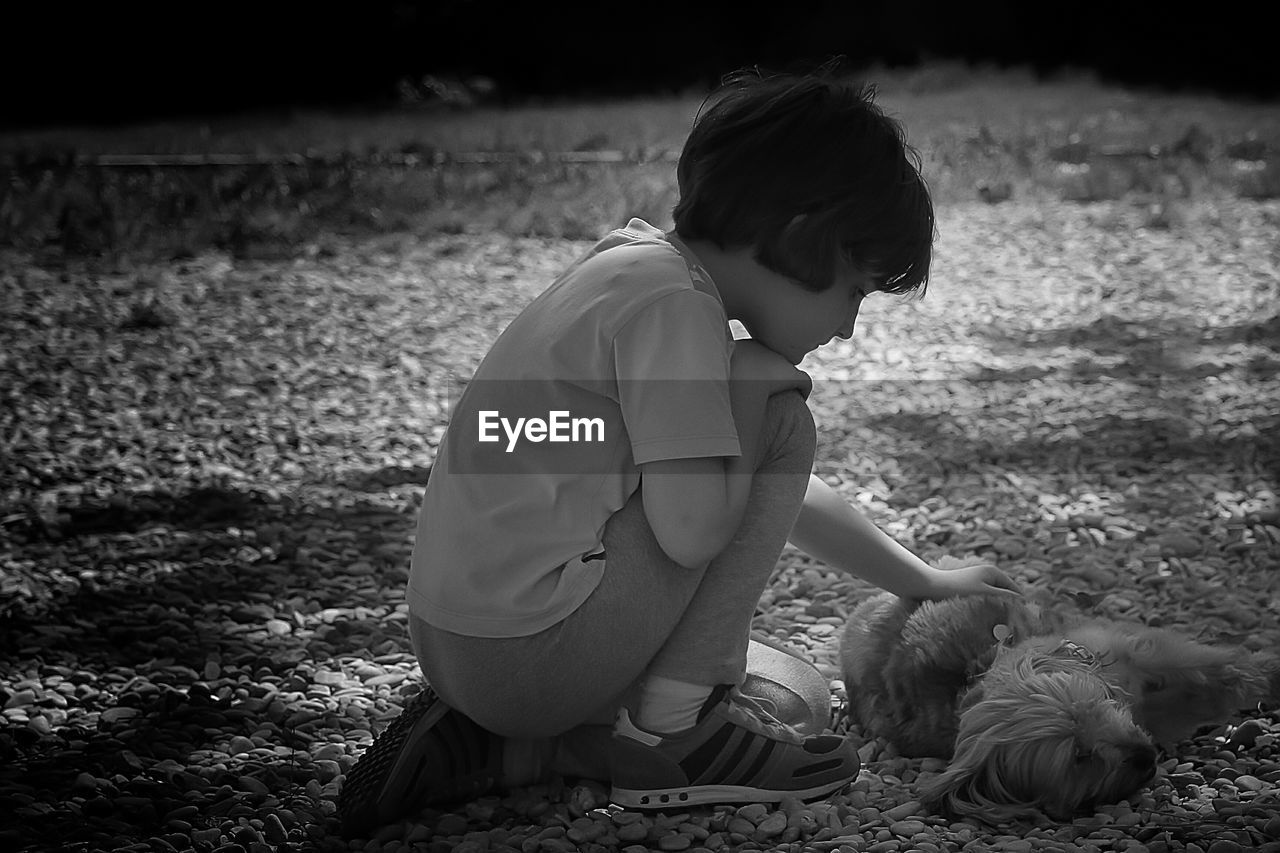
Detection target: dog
<box><xmin>839</xmin><ymin>587</ymin><xmax>1280</xmax><ymax>822</ymax></box>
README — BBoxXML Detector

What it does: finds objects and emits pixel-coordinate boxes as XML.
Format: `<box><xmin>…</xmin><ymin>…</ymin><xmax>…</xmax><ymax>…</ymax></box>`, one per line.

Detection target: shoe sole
<box><xmin>338</xmin><ymin>688</ymin><xmax>500</xmax><ymax>836</ymax></box>
<box><xmin>611</xmin><ymin>777</ymin><xmax>854</xmax><ymax>810</ymax></box>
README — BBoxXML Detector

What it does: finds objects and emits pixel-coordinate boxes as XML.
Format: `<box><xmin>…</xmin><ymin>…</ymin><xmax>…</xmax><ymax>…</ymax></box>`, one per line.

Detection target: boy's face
<box><xmin>744</xmin><ymin>269</ymin><xmax>877</xmax><ymax>365</ymax></box>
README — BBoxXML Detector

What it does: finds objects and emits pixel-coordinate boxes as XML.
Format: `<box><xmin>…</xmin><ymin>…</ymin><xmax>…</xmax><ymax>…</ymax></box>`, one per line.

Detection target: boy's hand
<box><xmin>921</xmin><ymin>561</ymin><xmax>1022</xmax><ymax>601</ymax></box>
<box><xmin>731</xmin><ymin>339</ymin><xmax>812</xmax><ymax>398</ymax></box>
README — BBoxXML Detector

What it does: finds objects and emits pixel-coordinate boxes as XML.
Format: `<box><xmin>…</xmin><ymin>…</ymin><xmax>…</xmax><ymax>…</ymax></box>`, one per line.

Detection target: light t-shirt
<box><xmin>408</xmin><ymin>219</ymin><xmax>741</xmax><ymax>637</ymax></box>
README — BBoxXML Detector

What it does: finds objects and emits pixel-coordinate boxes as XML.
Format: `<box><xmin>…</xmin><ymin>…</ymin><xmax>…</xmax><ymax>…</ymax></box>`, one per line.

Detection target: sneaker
<box><xmin>609</xmin><ymin>684</ymin><xmax>859</xmax><ymax>809</ymax></box>
<box><xmin>337</xmin><ymin>687</ymin><xmax>502</xmax><ymax>836</ymax></box>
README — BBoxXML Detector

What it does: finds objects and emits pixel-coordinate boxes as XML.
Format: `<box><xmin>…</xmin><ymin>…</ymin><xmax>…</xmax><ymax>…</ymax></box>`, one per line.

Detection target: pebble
<box><xmin>236</xmin><ymin>775</ymin><xmax>269</xmax><ymax>795</ymax></box>
<box><xmin>616</xmin><ymin>821</ymin><xmax>649</xmax><ymax>843</ymax></box>
<box><xmin>100</xmin><ymin>706</ymin><xmax>141</xmax><ymax>723</ymax></box>
<box><xmin>994</xmin><ymin>538</ymin><xmax>1027</xmax><ymax>558</ymax></box>
<box><xmin>890</xmin><ymin>819</ymin><xmax>926</xmax><ymax>837</ymax></box>
<box><xmin>996</xmin><ymin>840</ymin><xmax>1033</xmax><ymax>853</ymax></box>
<box><xmin>754</xmin><ymin>812</ymin><xmax>787</xmax><ymax>839</ymax></box>
<box><xmin>1235</xmin><ymin>773</ymin><xmax>1264</xmax><ymax>791</ymax></box>
<box><xmin>881</xmin><ymin>801</ymin><xmax>923</xmax><ymax>821</ymax></box>
<box><xmin>228</xmin><ymin>736</ymin><xmax>256</xmax><ymax>755</ymax></box>
<box><xmin>1206</xmin><ymin>841</ymin><xmax>1243</xmax><ymax>853</ymax></box>
<box><xmin>435</xmin><ymin>813</ymin><xmax>469</xmax><ymax>836</ymax></box>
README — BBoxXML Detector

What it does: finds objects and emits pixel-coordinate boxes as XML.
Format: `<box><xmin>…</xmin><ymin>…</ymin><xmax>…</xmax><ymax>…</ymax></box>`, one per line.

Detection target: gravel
<box><xmin>2</xmin><ymin>194</ymin><xmax>1278</xmax><ymax>851</ymax></box>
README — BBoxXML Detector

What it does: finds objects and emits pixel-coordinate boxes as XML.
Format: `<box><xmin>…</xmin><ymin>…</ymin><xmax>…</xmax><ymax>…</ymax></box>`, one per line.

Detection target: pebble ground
<box><xmin>3</xmin><ymin>194</ymin><xmax>1278</xmax><ymax>851</ymax></box>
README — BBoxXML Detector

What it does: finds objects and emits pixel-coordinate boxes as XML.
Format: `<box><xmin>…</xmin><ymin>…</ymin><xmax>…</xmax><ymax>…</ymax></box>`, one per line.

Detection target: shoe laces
<box><xmin>723</xmin><ymin>685</ymin><xmax>805</xmax><ymax>745</ymax></box>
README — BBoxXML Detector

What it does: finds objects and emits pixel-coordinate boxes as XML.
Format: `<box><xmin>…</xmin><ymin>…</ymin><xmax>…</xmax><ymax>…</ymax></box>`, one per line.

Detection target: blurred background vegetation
<box><xmin>1</xmin><ymin>3</ymin><xmax>1277</xmax><ymax>263</ymax></box>
<box><xmin>2</xmin><ymin>62</ymin><xmax>1278</xmax><ymax>264</ymax></box>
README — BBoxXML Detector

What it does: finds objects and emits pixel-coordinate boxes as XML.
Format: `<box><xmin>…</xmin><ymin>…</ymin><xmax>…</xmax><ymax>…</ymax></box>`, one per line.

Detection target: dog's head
<box><xmin>921</xmin><ymin>644</ymin><xmax>1158</xmax><ymax>822</ymax></box>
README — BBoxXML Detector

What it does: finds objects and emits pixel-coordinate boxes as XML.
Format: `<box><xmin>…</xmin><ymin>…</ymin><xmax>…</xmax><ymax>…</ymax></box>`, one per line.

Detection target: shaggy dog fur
<box><xmin>840</xmin><ymin>589</ymin><xmax>1280</xmax><ymax>821</ymax></box>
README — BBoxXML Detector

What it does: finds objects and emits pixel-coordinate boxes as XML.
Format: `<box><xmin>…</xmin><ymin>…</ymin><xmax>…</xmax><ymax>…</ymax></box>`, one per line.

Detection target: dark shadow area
<box><xmin>996</xmin><ymin>314</ymin><xmax>1168</xmax><ymax>353</ymax></box>
<box><xmin>862</xmin><ymin>407</ymin><xmax>1278</xmax><ymax>476</ymax></box>
<box><xmin>58</xmin><ymin>485</ymin><xmax>266</xmax><ymax>536</ymax></box>
<box><xmin>814</xmin><ymin>374</ymin><xmax>1277</xmax><ymax>526</ymax></box>
<box><xmin>1206</xmin><ymin>314</ymin><xmax>1280</xmax><ymax>348</ymax></box>
<box><xmin>979</xmin><ymin>313</ymin><xmax>1280</xmax><ymax>356</ymax></box>
<box><xmin>0</xmin><ymin>489</ymin><xmax>417</xmax><ymax>625</ymax></box>
<box><xmin>0</xmin><ymin>489</ymin><xmax>421</xmax><ymax>849</ymax></box>
<box><xmin>2</xmin><ymin>485</ymin><xmax>287</xmax><ymax>618</ymax></box>
<box><xmin>969</xmin><ymin>358</ymin><xmax>1280</xmax><ymax>384</ymax></box>
<box><xmin>340</xmin><ymin>464</ymin><xmax>433</xmax><ymax>492</ymax></box>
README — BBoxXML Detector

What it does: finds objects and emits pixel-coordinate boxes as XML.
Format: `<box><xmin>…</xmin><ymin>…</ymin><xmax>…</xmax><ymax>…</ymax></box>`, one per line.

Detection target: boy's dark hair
<box><xmin>673</xmin><ymin>67</ymin><xmax>934</xmax><ymax>296</ymax></box>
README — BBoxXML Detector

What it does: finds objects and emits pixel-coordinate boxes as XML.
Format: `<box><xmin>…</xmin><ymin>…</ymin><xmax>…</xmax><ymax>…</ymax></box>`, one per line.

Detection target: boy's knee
<box><xmin>767</xmin><ymin>389</ymin><xmax>815</xmax><ymax>439</ymax></box>
<box><xmin>761</xmin><ymin>390</ymin><xmax>816</xmax><ymax>467</ymax></box>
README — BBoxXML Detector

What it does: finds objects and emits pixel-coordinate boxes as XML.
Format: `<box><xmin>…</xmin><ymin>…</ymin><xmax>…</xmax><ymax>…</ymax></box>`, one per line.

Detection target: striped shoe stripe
<box><xmin>712</xmin><ymin>727</ymin><xmax>756</xmax><ymax>784</ymax></box>
<box><xmin>679</xmin><ymin>714</ymin><xmax>793</xmax><ymax>789</ymax></box>
<box><xmin>792</xmin><ymin>757</ymin><xmax>845</xmax><ymax>780</ymax></box>
<box><xmin>731</xmin><ymin>736</ymin><xmax>776</xmax><ymax>786</ymax></box>
<box><xmin>678</xmin><ymin>721</ymin><xmax>734</xmax><ymax>781</ymax></box>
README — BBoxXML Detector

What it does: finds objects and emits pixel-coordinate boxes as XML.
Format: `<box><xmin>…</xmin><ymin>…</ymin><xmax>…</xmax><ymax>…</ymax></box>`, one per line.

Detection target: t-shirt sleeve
<box><xmin>613</xmin><ymin>289</ymin><xmax>741</xmax><ymax>465</ymax></box>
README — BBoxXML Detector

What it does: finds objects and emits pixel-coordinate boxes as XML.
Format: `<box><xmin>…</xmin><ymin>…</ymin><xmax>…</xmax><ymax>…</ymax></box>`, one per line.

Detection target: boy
<box><xmin>338</xmin><ymin>69</ymin><xmax>1019</xmax><ymax>835</ymax></box>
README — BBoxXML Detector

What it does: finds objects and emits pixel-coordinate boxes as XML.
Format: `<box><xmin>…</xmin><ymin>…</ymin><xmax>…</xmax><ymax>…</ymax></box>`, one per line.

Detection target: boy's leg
<box><xmin>339</xmin><ymin>392</ymin><xmax>856</xmax><ymax>829</ymax></box>
<box><xmin>407</xmin><ymin>389</ymin><xmax>818</xmax><ymax>737</ymax></box>
<box><xmin>635</xmin><ymin>390</ymin><xmax>816</xmax><ymax>690</ymax></box>
<box><xmin>601</xmin><ymin>391</ymin><xmax>859</xmax><ymax>806</ymax></box>
<box><xmin>338</xmin><ymin>477</ymin><xmax>714</xmax><ymax>835</ymax></box>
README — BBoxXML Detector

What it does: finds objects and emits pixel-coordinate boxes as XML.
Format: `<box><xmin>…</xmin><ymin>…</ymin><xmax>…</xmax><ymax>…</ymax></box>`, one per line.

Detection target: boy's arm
<box><xmin>640</xmin><ymin>341</ymin><xmax>809</xmax><ymax>569</ymax></box>
<box><xmin>788</xmin><ymin>474</ymin><xmax>1020</xmax><ymax>600</ymax></box>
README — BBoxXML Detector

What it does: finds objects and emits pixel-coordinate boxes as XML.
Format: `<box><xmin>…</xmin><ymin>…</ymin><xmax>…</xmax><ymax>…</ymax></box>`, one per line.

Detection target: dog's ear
<box><xmin>921</xmin><ymin>745</ymin><xmax>1049</xmax><ymax>823</ymax></box>
<box><xmin>923</xmin><ymin>736</ymin><xmax>1097</xmax><ymax>824</ymax></box>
